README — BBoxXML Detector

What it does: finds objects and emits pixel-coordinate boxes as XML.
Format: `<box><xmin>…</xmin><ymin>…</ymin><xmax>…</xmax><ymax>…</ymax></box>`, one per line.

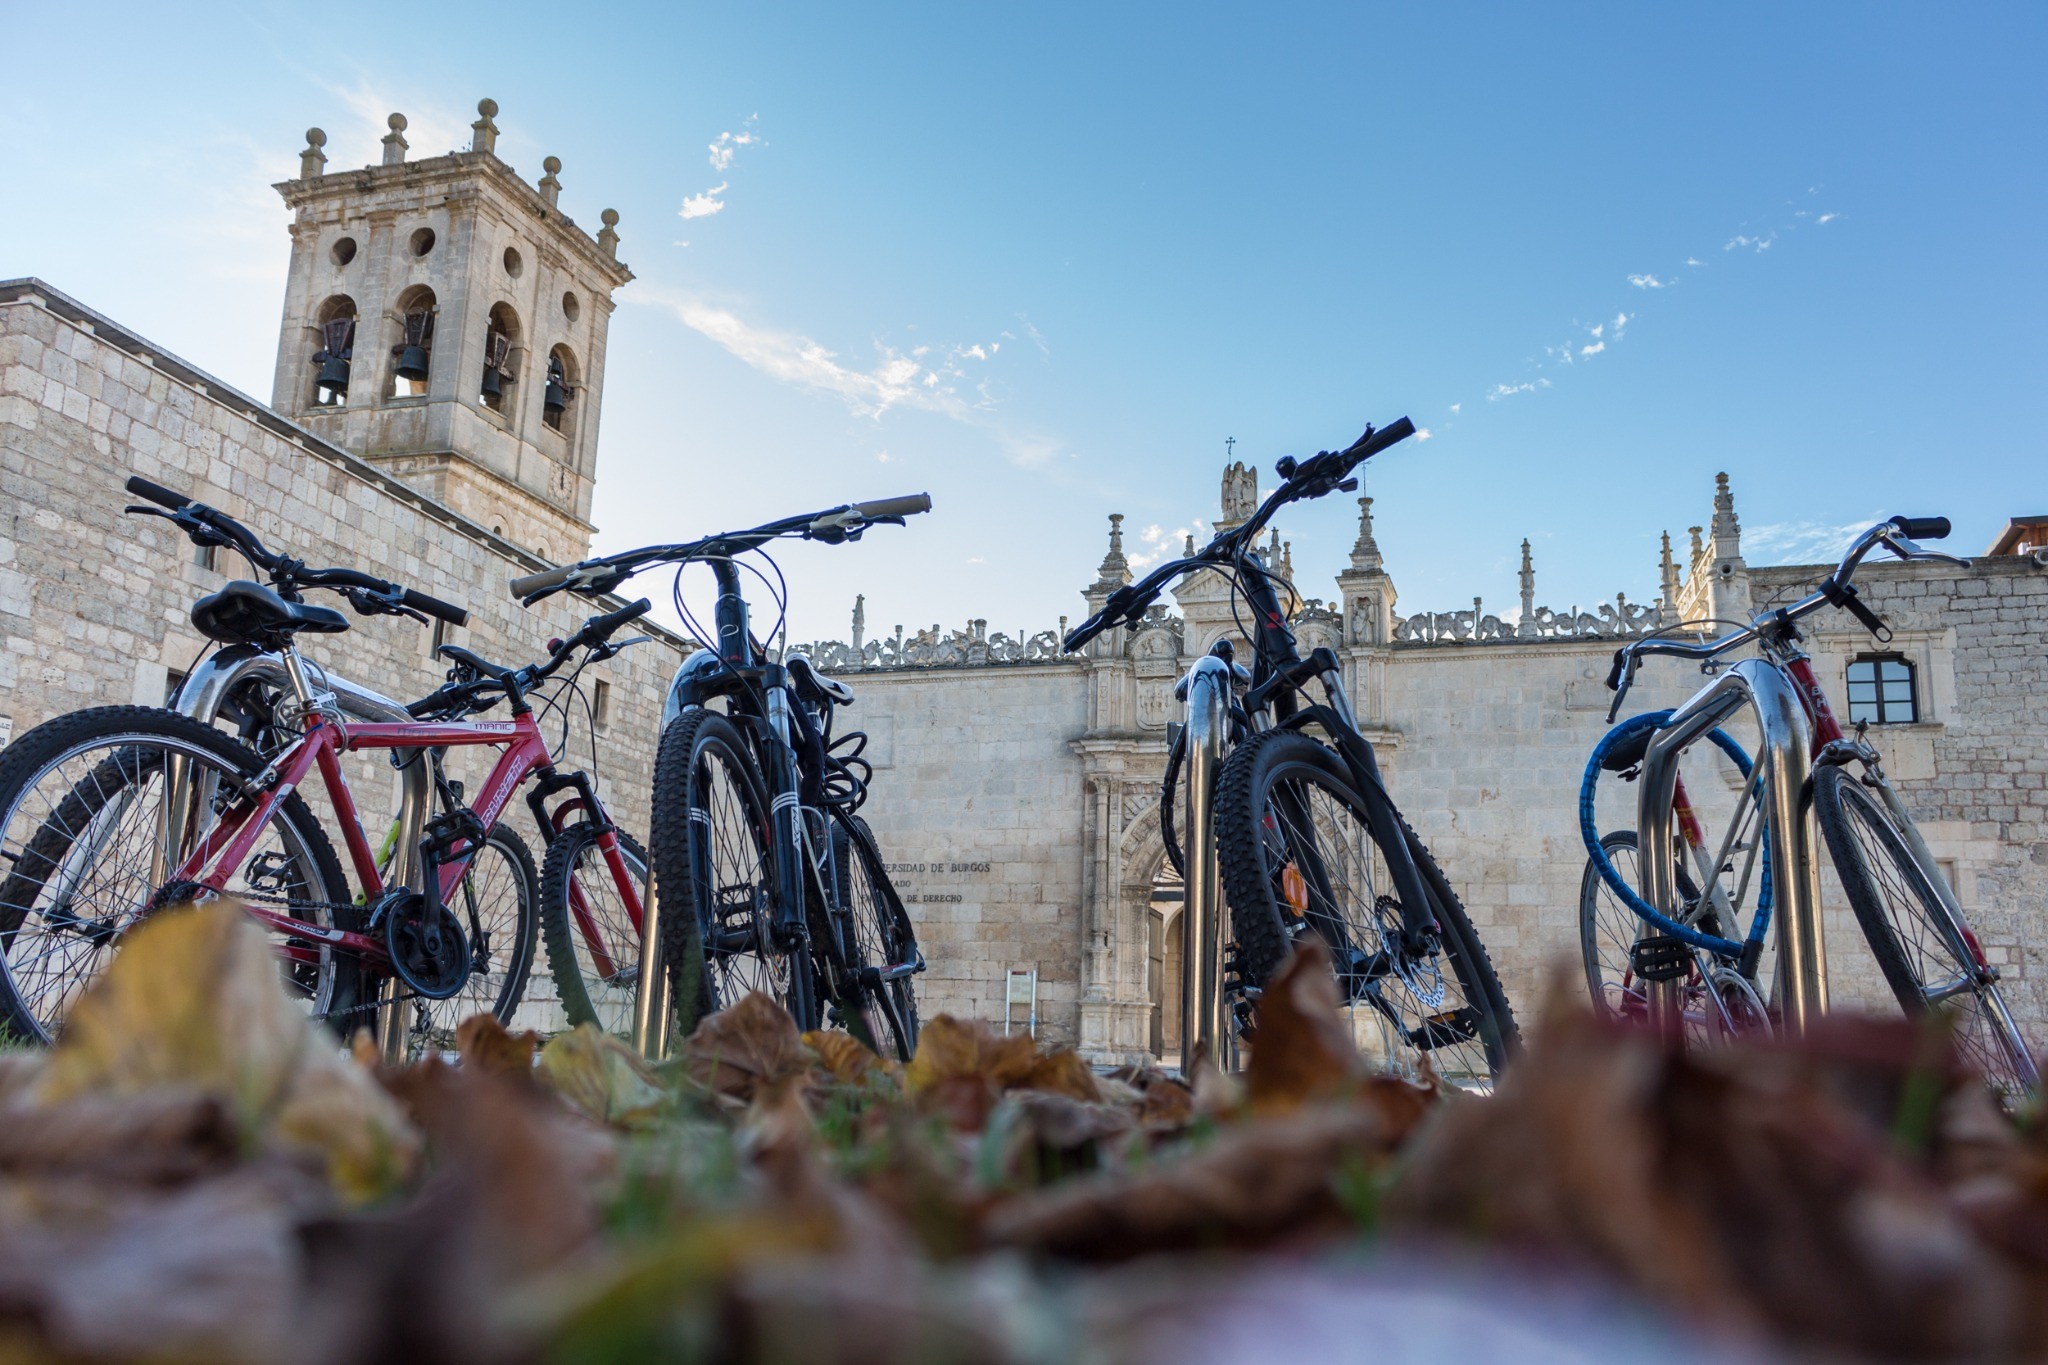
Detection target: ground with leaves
<box><xmin>0</xmin><ymin>908</ymin><xmax>2040</xmax><ymax>1363</ymax></box>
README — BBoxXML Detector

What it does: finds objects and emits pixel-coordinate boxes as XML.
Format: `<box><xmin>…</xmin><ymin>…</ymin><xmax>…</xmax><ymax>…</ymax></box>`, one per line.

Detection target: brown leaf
<box><xmin>456</xmin><ymin>1014</ymin><xmax>541</xmax><ymax>1076</ymax></box>
<box><xmin>538</xmin><ymin>1024</ymin><xmax>670</xmax><ymax>1128</ymax></box>
<box><xmin>803</xmin><ymin>1029</ymin><xmax>894</xmax><ymax>1087</ymax></box>
<box><xmin>1013</xmin><ymin>1047</ymin><xmax>1103</xmax><ymax>1103</ymax></box>
<box><xmin>677</xmin><ymin>992</ymin><xmax>811</xmax><ymax>1104</ymax></box>
<box><xmin>1245</xmin><ymin>939</ymin><xmax>1358</xmax><ymax>1112</ymax></box>
<box><xmin>904</xmin><ymin>1015</ymin><xmax>1041</xmax><ymax>1130</ymax></box>
<box><xmin>0</xmin><ymin>1089</ymin><xmax>241</xmax><ymax>1186</ymax></box>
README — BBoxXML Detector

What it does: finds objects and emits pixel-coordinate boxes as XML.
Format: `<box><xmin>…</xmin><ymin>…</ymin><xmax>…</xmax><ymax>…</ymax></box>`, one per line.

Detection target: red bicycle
<box><xmin>0</xmin><ymin>478</ymin><xmax>653</xmax><ymax>1053</ymax></box>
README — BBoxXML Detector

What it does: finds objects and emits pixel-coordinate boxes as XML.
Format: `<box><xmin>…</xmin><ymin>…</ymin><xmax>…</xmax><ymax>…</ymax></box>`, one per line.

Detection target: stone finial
<box><xmin>538</xmin><ymin>156</ymin><xmax>563</xmax><ymax>207</ymax></box>
<box><xmin>1517</xmin><ymin>539</ymin><xmax>1537</xmax><ymax>637</ymax></box>
<box><xmin>299</xmin><ymin>127</ymin><xmax>327</xmax><ymax>179</ymax></box>
<box><xmin>851</xmin><ymin>593</ymin><xmax>866</xmax><ymax>650</ymax></box>
<box><xmin>1688</xmin><ymin>524</ymin><xmax>1705</xmax><ymax>565</ymax></box>
<box><xmin>1278</xmin><ymin>539</ymin><xmax>1294</xmax><ymax>585</ymax></box>
<box><xmin>471</xmin><ymin>98</ymin><xmax>500</xmax><ymax>155</ymax></box>
<box><xmin>1348</xmin><ymin>495</ymin><xmax>1383</xmax><ymax>572</ymax></box>
<box><xmin>1658</xmin><ymin>531</ymin><xmax>1682</xmax><ymax>624</ymax></box>
<box><xmin>597</xmin><ymin>207</ymin><xmax>621</xmax><ymax>259</ymax></box>
<box><xmin>381</xmin><ymin>113</ymin><xmax>409</xmax><ymax>166</ymax></box>
<box><xmin>1711</xmin><ymin>470</ymin><xmax>1742</xmax><ymax>559</ymax></box>
<box><xmin>1095</xmin><ymin>513</ymin><xmax>1130</xmax><ymax>587</ymax></box>
<box><xmin>1183</xmin><ymin>532</ymin><xmax>1196</xmax><ymax>556</ymax></box>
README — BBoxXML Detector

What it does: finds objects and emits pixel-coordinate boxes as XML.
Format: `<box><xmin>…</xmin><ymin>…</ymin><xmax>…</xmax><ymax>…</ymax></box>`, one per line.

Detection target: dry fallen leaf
<box><xmin>677</xmin><ymin>991</ymin><xmax>812</xmax><ymax>1104</ymax></box>
<box><xmin>803</xmin><ymin>1028</ymin><xmax>896</xmax><ymax>1088</ymax></box>
<box><xmin>456</xmin><ymin>1014</ymin><xmax>542</xmax><ymax>1076</ymax></box>
<box><xmin>538</xmin><ymin>1024</ymin><xmax>670</xmax><ymax>1128</ymax></box>
<box><xmin>1244</xmin><ymin>939</ymin><xmax>1359</xmax><ymax>1112</ymax></box>
<box><xmin>904</xmin><ymin>1016</ymin><xmax>1041</xmax><ymax>1131</ymax></box>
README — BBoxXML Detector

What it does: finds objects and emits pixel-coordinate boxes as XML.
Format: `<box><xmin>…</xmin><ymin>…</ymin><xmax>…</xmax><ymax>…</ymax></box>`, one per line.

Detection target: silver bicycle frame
<box><xmin>1635</xmin><ymin>658</ymin><xmax>1827</xmax><ymax>1034</ymax></box>
<box><xmin>174</xmin><ymin>644</ymin><xmax>431</xmax><ymax>1060</ymax></box>
<box><xmin>1179</xmin><ymin>653</ymin><xmax>1234</xmax><ymax>1071</ymax></box>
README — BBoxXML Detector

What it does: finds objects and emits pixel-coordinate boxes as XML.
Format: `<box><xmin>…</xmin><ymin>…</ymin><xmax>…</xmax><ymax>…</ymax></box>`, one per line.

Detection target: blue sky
<box><xmin>3</xmin><ymin>3</ymin><xmax>2041</xmax><ymax>643</ymax></box>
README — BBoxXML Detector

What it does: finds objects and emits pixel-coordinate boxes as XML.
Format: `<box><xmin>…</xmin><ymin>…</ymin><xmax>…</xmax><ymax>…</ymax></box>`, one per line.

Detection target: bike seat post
<box><xmin>1180</xmin><ymin>653</ymin><xmax>1234</xmax><ymax>1073</ymax></box>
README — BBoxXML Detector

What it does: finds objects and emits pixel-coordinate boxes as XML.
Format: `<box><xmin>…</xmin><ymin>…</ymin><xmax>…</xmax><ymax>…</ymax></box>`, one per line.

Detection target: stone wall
<box><xmin>0</xmin><ymin>283</ymin><xmax>687</xmax><ymax>1032</ymax></box>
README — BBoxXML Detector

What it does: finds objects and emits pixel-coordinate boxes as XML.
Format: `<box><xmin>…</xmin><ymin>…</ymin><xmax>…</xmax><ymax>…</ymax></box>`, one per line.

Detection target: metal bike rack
<box><xmin>1179</xmin><ymin>653</ymin><xmax>1233</xmax><ymax>1072</ymax></box>
<box><xmin>1635</xmin><ymin>658</ymin><xmax>1827</xmax><ymax>1034</ymax></box>
<box><xmin>175</xmin><ymin>645</ymin><xmax>432</xmax><ymax>1060</ymax></box>
<box><xmin>630</xmin><ymin>863</ymin><xmax>671</xmax><ymax>1059</ymax></box>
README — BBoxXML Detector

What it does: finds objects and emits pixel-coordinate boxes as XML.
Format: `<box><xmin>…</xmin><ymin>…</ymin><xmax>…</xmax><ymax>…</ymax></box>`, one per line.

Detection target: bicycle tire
<box><xmin>829</xmin><ymin>812</ymin><xmax>920</xmax><ymax>1061</ymax></box>
<box><xmin>405</xmin><ymin>824</ymin><xmax>538</xmax><ymax>1055</ymax></box>
<box><xmin>1814</xmin><ymin>764</ymin><xmax>2037</xmax><ymax>1097</ymax></box>
<box><xmin>650</xmin><ymin>708</ymin><xmax>811</xmax><ymax>1034</ymax></box>
<box><xmin>0</xmin><ymin>705</ymin><xmax>365</xmax><ymax>1041</ymax></box>
<box><xmin>539</xmin><ymin>822</ymin><xmax>650</xmax><ymax>1037</ymax></box>
<box><xmin>1215</xmin><ymin>727</ymin><xmax>1515</xmax><ymax>1084</ymax></box>
<box><xmin>1579</xmin><ymin>830</ymin><xmax>1704</xmax><ymax>1021</ymax></box>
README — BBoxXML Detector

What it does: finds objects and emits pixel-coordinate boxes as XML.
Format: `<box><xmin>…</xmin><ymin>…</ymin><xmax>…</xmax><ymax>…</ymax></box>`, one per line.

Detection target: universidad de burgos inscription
<box><xmin>884</xmin><ymin>862</ymin><xmax>993</xmax><ymax>903</ymax></box>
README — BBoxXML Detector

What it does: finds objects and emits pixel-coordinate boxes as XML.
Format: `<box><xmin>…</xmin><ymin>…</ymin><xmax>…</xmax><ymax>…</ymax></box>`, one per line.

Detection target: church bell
<box><xmin>314</xmin><ymin>354</ymin><xmax>351</xmax><ymax>398</ymax></box>
<box><xmin>480</xmin><ymin>365</ymin><xmax>504</xmax><ymax>402</ymax></box>
<box><xmin>543</xmin><ymin>357</ymin><xmax>570</xmax><ymax>419</ymax></box>
<box><xmin>395</xmin><ymin>344</ymin><xmax>431</xmax><ymax>382</ymax></box>
<box><xmin>311</xmin><ymin>317</ymin><xmax>354</xmax><ymax>400</ymax></box>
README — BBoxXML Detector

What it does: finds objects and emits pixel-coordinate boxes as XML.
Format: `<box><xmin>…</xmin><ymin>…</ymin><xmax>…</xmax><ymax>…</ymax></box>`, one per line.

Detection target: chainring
<box><xmin>374</xmin><ymin>889</ymin><xmax>471</xmax><ymax>1000</ymax></box>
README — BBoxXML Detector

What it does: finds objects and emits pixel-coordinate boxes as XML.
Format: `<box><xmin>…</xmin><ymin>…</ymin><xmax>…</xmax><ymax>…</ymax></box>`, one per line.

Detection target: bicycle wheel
<box><xmin>650</xmin><ymin>709</ymin><xmax>809</xmax><ymax>1034</ymax></box>
<box><xmin>1578</xmin><ymin>831</ymin><xmax>1764</xmax><ymax>1037</ymax></box>
<box><xmin>1814</xmin><ymin>764</ymin><xmax>2037</xmax><ymax>1099</ymax></box>
<box><xmin>404</xmin><ymin>824</ymin><xmax>537</xmax><ymax>1057</ymax></box>
<box><xmin>829</xmin><ymin>813</ymin><xmax>920</xmax><ymax>1061</ymax></box>
<box><xmin>0</xmin><ymin>705</ymin><xmax>365</xmax><ymax>1041</ymax></box>
<box><xmin>1216</xmin><ymin>728</ymin><xmax>1515</xmax><ymax>1087</ymax></box>
<box><xmin>540</xmin><ymin>822</ymin><xmax>650</xmax><ymax>1037</ymax></box>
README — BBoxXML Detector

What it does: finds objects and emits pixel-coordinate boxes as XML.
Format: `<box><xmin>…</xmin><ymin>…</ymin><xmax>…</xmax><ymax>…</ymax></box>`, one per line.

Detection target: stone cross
<box><xmin>471</xmin><ymin>98</ymin><xmax>500</xmax><ymax>155</ymax></box>
<box><xmin>381</xmin><ymin>113</ymin><xmax>409</xmax><ymax>166</ymax></box>
<box><xmin>299</xmin><ymin>128</ymin><xmax>327</xmax><ymax>179</ymax></box>
<box><xmin>539</xmin><ymin>157</ymin><xmax>563</xmax><ymax>207</ymax></box>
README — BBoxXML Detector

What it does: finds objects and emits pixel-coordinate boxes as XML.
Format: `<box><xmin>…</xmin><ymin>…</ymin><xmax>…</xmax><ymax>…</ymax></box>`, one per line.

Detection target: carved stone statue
<box><xmin>1220</xmin><ymin>461</ymin><xmax>1258</xmax><ymax>523</ymax></box>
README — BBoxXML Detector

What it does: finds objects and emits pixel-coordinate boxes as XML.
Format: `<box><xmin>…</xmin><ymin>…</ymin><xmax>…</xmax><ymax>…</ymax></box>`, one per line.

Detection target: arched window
<box><xmin>480</xmin><ymin>302</ymin><xmax>521</xmax><ymax>412</ymax></box>
<box><xmin>309</xmin><ymin>295</ymin><xmax>357</xmax><ymax>408</ymax></box>
<box><xmin>389</xmin><ymin>285</ymin><xmax>438</xmax><ymax>399</ymax></box>
<box><xmin>542</xmin><ymin>345</ymin><xmax>578</xmax><ymax>433</ymax></box>
<box><xmin>1846</xmin><ymin>654</ymin><xmax>1917</xmax><ymax>724</ymax></box>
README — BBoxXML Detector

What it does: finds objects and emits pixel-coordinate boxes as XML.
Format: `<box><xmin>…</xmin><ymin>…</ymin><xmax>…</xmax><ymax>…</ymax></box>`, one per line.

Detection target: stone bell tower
<box><xmin>269</xmin><ymin>99</ymin><xmax>633</xmax><ymax>562</ymax></box>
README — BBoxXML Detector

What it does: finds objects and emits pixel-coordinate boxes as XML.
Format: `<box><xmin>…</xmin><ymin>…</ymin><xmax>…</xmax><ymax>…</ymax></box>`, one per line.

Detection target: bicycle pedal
<box><xmin>1630</xmin><ymin>935</ymin><xmax>1692</xmax><ymax>983</ymax></box>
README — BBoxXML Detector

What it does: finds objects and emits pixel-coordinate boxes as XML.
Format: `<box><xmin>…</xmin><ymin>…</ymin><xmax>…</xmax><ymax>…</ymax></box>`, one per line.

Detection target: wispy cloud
<box><xmin>1580</xmin><ymin>340</ymin><xmax>1606</xmax><ymax>358</ymax></box>
<box><xmin>1487</xmin><ymin>379</ymin><xmax>1551</xmax><ymax>401</ymax></box>
<box><xmin>1414</xmin><ymin>427</ymin><xmax>1434</xmax><ymax>441</ymax></box>
<box><xmin>1745</xmin><ymin>515</ymin><xmax>1881</xmax><ymax>565</ymax></box>
<box><xmin>1684</xmin><ymin>256</ymin><xmax>1705</xmax><ymax>267</ymax></box>
<box><xmin>1817</xmin><ymin>212</ymin><xmax>1839</xmax><ymax>225</ymax></box>
<box><xmin>1628</xmin><ymin>273</ymin><xmax>1667</xmax><ymax>289</ymax></box>
<box><xmin>679</xmin><ymin>183</ymin><xmax>729</xmax><ymax>219</ymax></box>
<box><xmin>316</xmin><ymin>80</ymin><xmax>472</xmax><ymax>165</ymax></box>
<box><xmin>707</xmin><ymin>116</ymin><xmax>761</xmax><ymax>172</ymax></box>
<box><xmin>1725</xmin><ymin>232</ymin><xmax>1776</xmax><ymax>253</ymax></box>
<box><xmin>1128</xmin><ymin>520</ymin><xmax>1208</xmax><ymax>569</ymax></box>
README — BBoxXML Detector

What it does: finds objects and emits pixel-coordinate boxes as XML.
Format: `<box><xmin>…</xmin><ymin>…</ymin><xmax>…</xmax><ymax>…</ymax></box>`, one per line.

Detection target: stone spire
<box><xmin>539</xmin><ymin>156</ymin><xmax>563</xmax><ymax>207</ymax></box>
<box><xmin>381</xmin><ymin>113</ymin><xmax>409</xmax><ymax>166</ymax></box>
<box><xmin>470</xmin><ymin>98</ymin><xmax>500</xmax><ymax>155</ymax></box>
<box><xmin>851</xmin><ymin>593</ymin><xmax>866</xmax><ymax>651</ymax></box>
<box><xmin>1658</xmin><ymin>531</ymin><xmax>1681</xmax><ymax>624</ymax></box>
<box><xmin>298</xmin><ymin>128</ymin><xmax>327</xmax><ymax>179</ymax></box>
<box><xmin>1094</xmin><ymin>513</ymin><xmax>1130</xmax><ymax>588</ymax></box>
<box><xmin>1711</xmin><ymin>471</ymin><xmax>1743</xmax><ymax>562</ymax></box>
<box><xmin>1348</xmin><ymin>496</ymin><xmax>1383</xmax><ymax>572</ymax></box>
<box><xmin>1278</xmin><ymin>539</ymin><xmax>1294</xmax><ymax>585</ymax></box>
<box><xmin>1688</xmin><ymin>524</ymin><xmax>1705</xmax><ymax>567</ymax></box>
<box><xmin>1516</xmin><ymin>539</ymin><xmax>1536</xmax><ymax>637</ymax></box>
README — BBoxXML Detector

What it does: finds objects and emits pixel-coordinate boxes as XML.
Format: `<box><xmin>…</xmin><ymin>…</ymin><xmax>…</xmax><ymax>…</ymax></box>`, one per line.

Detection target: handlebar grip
<box><xmin>1891</xmin><ymin>515</ymin><xmax>1951</xmax><ymax>542</ymax></box>
<box><xmin>510</xmin><ymin>565</ymin><xmax>575</xmax><ymax>599</ymax></box>
<box><xmin>852</xmin><ymin>493</ymin><xmax>933</xmax><ymax>520</ymax></box>
<box><xmin>585</xmin><ymin>597</ymin><xmax>653</xmax><ymax>640</ymax></box>
<box><xmin>401</xmin><ymin>587</ymin><xmax>469</xmax><ymax>627</ymax></box>
<box><xmin>1354</xmin><ymin>417</ymin><xmax>1417</xmax><ymax>461</ymax></box>
<box><xmin>1604</xmin><ymin>647</ymin><xmax>1629</xmax><ymax>691</ymax></box>
<box><xmin>125</xmin><ymin>475</ymin><xmax>191</xmax><ymax>510</ymax></box>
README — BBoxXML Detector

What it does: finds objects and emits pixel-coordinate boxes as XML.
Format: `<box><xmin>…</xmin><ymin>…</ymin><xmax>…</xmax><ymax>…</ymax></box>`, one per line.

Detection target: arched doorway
<box><xmin>1146</xmin><ymin>865</ymin><xmax>1185</xmax><ymax>1065</ymax></box>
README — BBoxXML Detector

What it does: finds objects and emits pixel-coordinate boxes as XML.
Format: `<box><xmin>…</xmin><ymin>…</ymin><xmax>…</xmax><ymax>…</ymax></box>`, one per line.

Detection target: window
<box><xmin>592</xmin><ymin>679</ymin><xmax>612</xmax><ymax>732</ymax></box>
<box><xmin>389</xmin><ymin>286</ymin><xmax>437</xmax><ymax>398</ymax></box>
<box><xmin>1846</xmin><ymin>654</ymin><xmax>1917</xmax><ymax>725</ymax></box>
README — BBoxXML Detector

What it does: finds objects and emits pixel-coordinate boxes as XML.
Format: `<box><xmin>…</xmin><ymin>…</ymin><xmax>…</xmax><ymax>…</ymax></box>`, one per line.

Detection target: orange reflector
<box><xmin>1280</xmin><ymin>863</ymin><xmax>1308</xmax><ymax>917</ymax></box>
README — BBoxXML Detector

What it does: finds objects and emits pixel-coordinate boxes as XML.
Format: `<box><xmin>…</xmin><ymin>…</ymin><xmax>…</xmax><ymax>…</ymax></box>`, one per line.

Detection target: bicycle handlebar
<box><xmin>852</xmin><ymin>493</ymin><xmax>933</xmax><ymax>520</ymax></box>
<box><xmin>122</xmin><ymin>474</ymin><xmax>469</xmax><ymax>627</ymax></box>
<box><xmin>509</xmin><ymin>564</ymin><xmax>574</xmax><ymax>599</ymax></box>
<box><xmin>412</xmin><ymin>598</ymin><xmax>653</xmax><ymax>717</ymax></box>
<box><xmin>1064</xmin><ymin>418</ymin><xmax>1417</xmax><ymax>651</ymax></box>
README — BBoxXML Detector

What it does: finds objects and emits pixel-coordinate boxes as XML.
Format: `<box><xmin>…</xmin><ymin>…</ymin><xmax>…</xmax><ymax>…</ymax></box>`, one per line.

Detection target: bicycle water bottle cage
<box><xmin>1630</xmin><ymin>935</ymin><xmax>1692</xmax><ymax>984</ymax></box>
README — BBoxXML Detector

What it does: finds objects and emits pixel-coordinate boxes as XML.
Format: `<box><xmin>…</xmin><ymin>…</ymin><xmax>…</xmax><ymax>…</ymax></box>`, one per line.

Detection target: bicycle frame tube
<box><xmin>1638</xmin><ymin>658</ymin><xmax>1826</xmax><ymax>1032</ymax></box>
<box><xmin>1180</xmin><ymin>652</ymin><xmax>1233</xmax><ymax>1071</ymax></box>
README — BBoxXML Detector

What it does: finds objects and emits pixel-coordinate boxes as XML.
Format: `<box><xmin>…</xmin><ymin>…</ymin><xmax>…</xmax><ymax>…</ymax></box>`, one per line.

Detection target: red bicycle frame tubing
<box><xmin>1783</xmin><ymin>655</ymin><xmax>1846</xmax><ymax>750</ymax></box>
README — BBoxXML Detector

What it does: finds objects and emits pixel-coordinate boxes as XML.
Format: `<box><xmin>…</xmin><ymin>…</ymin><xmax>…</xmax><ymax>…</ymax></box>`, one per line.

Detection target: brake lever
<box><xmin>1605</xmin><ymin>654</ymin><xmax>1639</xmax><ymax>725</ymax></box>
<box><xmin>587</xmin><ymin>634</ymin><xmax>653</xmax><ymax>663</ymax></box>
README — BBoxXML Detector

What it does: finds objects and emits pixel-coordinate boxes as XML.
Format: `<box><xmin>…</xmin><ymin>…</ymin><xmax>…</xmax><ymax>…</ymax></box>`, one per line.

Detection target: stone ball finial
<box><xmin>538</xmin><ymin>156</ymin><xmax>563</xmax><ymax>207</ymax></box>
<box><xmin>387</xmin><ymin>112</ymin><xmax>408</xmax><ymax>132</ymax></box>
<box><xmin>478</xmin><ymin>97</ymin><xmax>498</xmax><ymax>118</ymax></box>
<box><xmin>543</xmin><ymin>155</ymin><xmax>562</xmax><ymax>174</ymax></box>
<box><xmin>305</xmin><ymin>127</ymin><xmax>326</xmax><ymax>148</ymax></box>
<box><xmin>596</xmin><ymin>208</ymin><xmax>622</xmax><ymax>259</ymax></box>
<box><xmin>299</xmin><ymin>128</ymin><xmax>329</xmax><ymax>178</ymax></box>
<box><xmin>601</xmin><ymin>207</ymin><xmax>619</xmax><ymax>227</ymax></box>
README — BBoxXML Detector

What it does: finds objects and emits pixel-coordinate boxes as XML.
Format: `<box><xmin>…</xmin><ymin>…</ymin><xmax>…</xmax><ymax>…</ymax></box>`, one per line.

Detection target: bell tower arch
<box><xmin>269</xmin><ymin>100</ymin><xmax>633</xmax><ymax>561</ymax></box>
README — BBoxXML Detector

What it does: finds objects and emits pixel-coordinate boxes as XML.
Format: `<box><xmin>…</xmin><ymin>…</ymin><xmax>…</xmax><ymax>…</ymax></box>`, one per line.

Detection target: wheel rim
<box><xmin>408</xmin><ymin>832</ymin><xmax>528</xmax><ymax>1057</ymax></box>
<box><xmin>567</xmin><ymin>835</ymin><xmax>645</xmax><ymax>1036</ymax></box>
<box><xmin>1835</xmin><ymin>779</ymin><xmax>2036</xmax><ymax>1097</ymax></box>
<box><xmin>1255</xmin><ymin>765</ymin><xmax>1495</xmax><ymax>1088</ymax></box>
<box><xmin>0</xmin><ymin>733</ymin><xmax>343</xmax><ymax>1041</ymax></box>
<box><xmin>837</xmin><ymin>824</ymin><xmax>916</xmax><ymax>1058</ymax></box>
<box><xmin>691</xmin><ymin>743</ymin><xmax>788</xmax><ymax>1012</ymax></box>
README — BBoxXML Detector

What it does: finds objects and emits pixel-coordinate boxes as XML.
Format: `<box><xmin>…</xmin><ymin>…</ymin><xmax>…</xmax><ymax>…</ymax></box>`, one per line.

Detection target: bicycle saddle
<box><xmin>787</xmin><ymin>653</ymin><xmax>855</xmax><ymax>706</ymax></box>
<box><xmin>191</xmin><ymin>580</ymin><xmax>349</xmax><ymax>648</ymax></box>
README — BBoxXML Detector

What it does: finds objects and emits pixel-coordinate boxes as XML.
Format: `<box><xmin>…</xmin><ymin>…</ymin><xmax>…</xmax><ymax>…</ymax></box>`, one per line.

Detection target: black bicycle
<box><xmin>1065</xmin><ymin>421</ymin><xmax>1516</xmax><ymax>1085</ymax></box>
<box><xmin>511</xmin><ymin>496</ymin><xmax>930</xmax><ymax>1059</ymax></box>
